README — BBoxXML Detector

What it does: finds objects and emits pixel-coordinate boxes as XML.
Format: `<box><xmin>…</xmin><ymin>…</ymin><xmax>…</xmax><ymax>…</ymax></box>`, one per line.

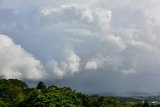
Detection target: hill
<box><xmin>0</xmin><ymin>79</ymin><xmax>156</xmax><ymax>107</ymax></box>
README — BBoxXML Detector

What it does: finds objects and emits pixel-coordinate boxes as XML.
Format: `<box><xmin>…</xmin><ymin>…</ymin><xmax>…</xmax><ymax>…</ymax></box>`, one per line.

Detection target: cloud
<box><xmin>1</xmin><ymin>0</ymin><xmax>160</xmax><ymax>93</ymax></box>
<box><xmin>121</xmin><ymin>69</ymin><xmax>137</xmax><ymax>75</ymax></box>
<box><xmin>48</xmin><ymin>50</ymin><xmax>81</xmax><ymax>79</ymax></box>
<box><xmin>105</xmin><ymin>35</ymin><xmax>126</xmax><ymax>51</ymax></box>
<box><xmin>0</xmin><ymin>34</ymin><xmax>45</xmax><ymax>80</ymax></box>
<box><xmin>41</xmin><ymin>4</ymin><xmax>111</xmax><ymax>33</ymax></box>
<box><xmin>85</xmin><ymin>60</ymin><xmax>97</xmax><ymax>70</ymax></box>
<box><xmin>41</xmin><ymin>4</ymin><xmax>94</xmax><ymax>23</ymax></box>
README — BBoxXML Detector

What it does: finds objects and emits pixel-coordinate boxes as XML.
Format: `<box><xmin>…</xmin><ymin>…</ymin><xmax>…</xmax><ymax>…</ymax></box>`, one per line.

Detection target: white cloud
<box><xmin>41</xmin><ymin>4</ymin><xmax>111</xmax><ymax>33</ymax></box>
<box><xmin>105</xmin><ymin>35</ymin><xmax>126</xmax><ymax>51</ymax></box>
<box><xmin>94</xmin><ymin>8</ymin><xmax>111</xmax><ymax>33</ymax></box>
<box><xmin>41</xmin><ymin>4</ymin><xmax>94</xmax><ymax>24</ymax></box>
<box><xmin>121</xmin><ymin>69</ymin><xmax>137</xmax><ymax>75</ymax></box>
<box><xmin>0</xmin><ymin>34</ymin><xmax>45</xmax><ymax>80</ymax></box>
<box><xmin>85</xmin><ymin>60</ymin><xmax>98</xmax><ymax>70</ymax></box>
<box><xmin>129</xmin><ymin>40</ymin><xmax>152</xmax><ymax>51</ymax></box>
<box><xmin>48</xmin><ymin>50</ymin><xmax>81</xmax><ymax>79</ymax></box>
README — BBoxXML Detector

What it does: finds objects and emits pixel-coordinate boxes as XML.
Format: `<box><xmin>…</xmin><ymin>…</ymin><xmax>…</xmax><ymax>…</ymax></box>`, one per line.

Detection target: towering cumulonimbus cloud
<box><xmin>40</xmin><ymin>4</ymin><xmax>114</xmax><ymax>77</ymax></box>
<box><xmin>1</xmin><ymin>0</ymin><xmax>160</xmax><ymax>93</ymax></box>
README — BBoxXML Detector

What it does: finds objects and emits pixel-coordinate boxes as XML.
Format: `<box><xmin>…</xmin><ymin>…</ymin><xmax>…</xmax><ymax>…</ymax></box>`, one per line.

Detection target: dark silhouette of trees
<box><xmin>143</xmin><ymin>100</ymin><xmax>149</xmax><ymax>107</ymax></box>
<box><xmin>36</xmin><ymin>81</ymin><xmax>46</xmax><ymax>90</ymax></box>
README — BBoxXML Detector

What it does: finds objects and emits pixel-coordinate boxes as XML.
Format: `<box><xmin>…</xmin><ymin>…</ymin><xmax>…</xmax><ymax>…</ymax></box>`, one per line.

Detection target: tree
<box><xmin>48</xmin><ymin>85</ymin><xmax>58</xmax><ymax>90</ymax></box>
<box><xmin>0</xmin><ymin>79</ymin><xmax>27</xmax><ymax>89</ymax></box>
<box><xmin>36</xmin><ymin>82</ymin><xmax>46</xmax><ymax>90</ymax></box>
<box><xmin>143</xmin><ymin>100</ymin><xmax>149</xmax><ymax>107</ymax></box>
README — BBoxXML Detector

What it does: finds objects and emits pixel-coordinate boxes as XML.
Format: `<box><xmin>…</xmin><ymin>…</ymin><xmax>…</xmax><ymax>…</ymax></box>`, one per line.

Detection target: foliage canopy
<box><xmin>0</xmin><ymin>79</ymin><xmax>155</xmax><ymax>107</ymax></box>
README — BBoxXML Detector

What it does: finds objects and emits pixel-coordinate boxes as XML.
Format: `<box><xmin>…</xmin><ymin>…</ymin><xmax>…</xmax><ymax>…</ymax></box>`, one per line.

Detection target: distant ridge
<box><xmin>99</xmin><ymin>91</ymin><xmax>154</xmax><ymax>97</ymax></box>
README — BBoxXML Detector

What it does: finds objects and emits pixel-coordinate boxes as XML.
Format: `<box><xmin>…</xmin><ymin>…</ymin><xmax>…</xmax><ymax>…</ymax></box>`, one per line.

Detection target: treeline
<box><xmin>0</xmin><ymin>79</ymin><xmax>155</xmax><ymax>107</ymax></box>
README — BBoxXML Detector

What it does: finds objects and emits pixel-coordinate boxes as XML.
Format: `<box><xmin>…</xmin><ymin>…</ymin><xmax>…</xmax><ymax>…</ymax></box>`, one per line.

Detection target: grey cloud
<box><xmin>1</xmin><ymin>0</ymin><xmax>160</xmax><ymax>93</ymax></box>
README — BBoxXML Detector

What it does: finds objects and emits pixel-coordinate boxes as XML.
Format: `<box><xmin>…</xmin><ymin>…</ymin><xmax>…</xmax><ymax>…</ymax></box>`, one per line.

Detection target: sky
<box><xmin>1</xmin><ymin>0</ymin><xmax>160</xmax><ymax>94</ymax></box>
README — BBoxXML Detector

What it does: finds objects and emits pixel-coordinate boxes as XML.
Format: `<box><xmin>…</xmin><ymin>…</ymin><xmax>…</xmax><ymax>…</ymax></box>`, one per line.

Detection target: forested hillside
<box><xmin>0</xmin><ymin>79</ymin><xmax>155</xmax><ymax>107</ymax></box>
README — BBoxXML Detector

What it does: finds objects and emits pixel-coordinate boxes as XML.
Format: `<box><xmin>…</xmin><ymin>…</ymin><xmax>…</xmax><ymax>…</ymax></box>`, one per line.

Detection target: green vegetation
<box><xmin>36</xmin><ymin>81</ymin><xmax>46</xmax><ymax>90</ymax></box>
<box><xmin>0</xmin><ymin>79</ymin><xmax>159</xmax><ymax>107</ymax></box>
